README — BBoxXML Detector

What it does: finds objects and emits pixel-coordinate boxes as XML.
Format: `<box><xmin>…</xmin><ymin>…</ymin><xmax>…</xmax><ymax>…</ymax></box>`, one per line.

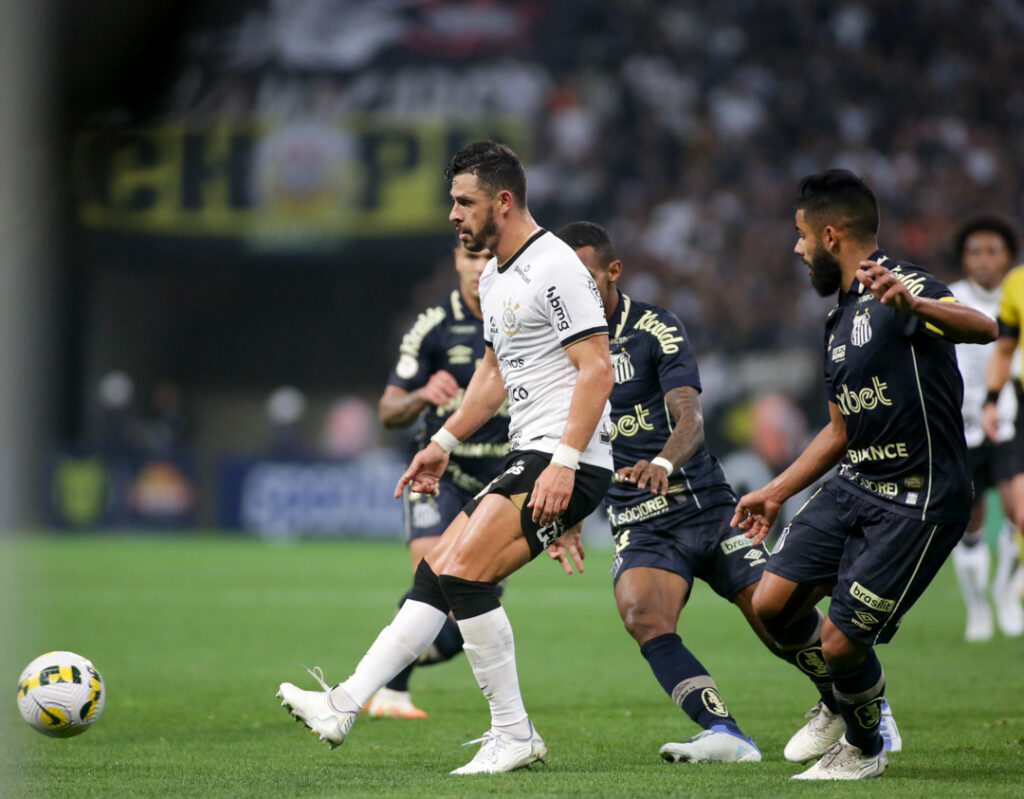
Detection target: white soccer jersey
<box><xmin>951</xmin><ymin>277</ymin><xmax>1016</xmax><ymax>446</ymax></box>
<box><xmin>480</xmin><ymin>229</ymin><xmax>613</xmax><ymax>469</ymax></box>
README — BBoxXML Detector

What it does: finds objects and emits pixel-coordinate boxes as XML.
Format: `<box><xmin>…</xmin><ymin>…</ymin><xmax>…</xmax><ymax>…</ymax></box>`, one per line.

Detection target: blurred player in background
<box><xmin>981</xmin><ymin>223</ymin><xmax>1024</xmax><ymax>628</ymax></box>
<box><xmin>949</xmin><ymin>217</ymin><xmax>1024</xmax><ymax>641</ymax></box>
<box><xmin>734</xmin><ymin>170</ymin><xmax>997</xmax><ymax>780</ymax></box>
<box><xmin>368</xmin><ymin>239</ymin><xmax>510</xmax><ymax>718</ymax></box>
<box><xmin>553</xmin><ymin>221</ymin><xmax>898</xmax><ymax>765</ymax></box>
<box><xmin>278</xmin><ymin>140</ymin><xmax>615</xmax><ymax>774</ymax></box>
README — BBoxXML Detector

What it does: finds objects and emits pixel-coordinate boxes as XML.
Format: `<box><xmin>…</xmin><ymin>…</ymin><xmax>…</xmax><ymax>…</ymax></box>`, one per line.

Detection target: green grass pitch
<box><xmin>1</xmin><ymin>534</ymin><xmax>1022</xmax><ymax>798</ymax></box>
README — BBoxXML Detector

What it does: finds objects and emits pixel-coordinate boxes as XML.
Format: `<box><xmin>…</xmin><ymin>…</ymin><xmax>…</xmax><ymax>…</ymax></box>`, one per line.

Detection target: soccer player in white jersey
<box><xmin>276</xmin><ymin>141</ymin><xmax>615</xmax><ymax>774</ymax></box>
<box><xmin>949</xmin><ymin>217</ymin><xmax>1024</xmax><ymax>641</ymax></box>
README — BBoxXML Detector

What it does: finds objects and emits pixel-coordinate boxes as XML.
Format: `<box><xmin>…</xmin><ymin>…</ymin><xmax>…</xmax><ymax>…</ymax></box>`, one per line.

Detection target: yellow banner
<box><xmin>75</xmin><ymin>117</ymin><xmax>529</xmax><ymax>240</ymax></box>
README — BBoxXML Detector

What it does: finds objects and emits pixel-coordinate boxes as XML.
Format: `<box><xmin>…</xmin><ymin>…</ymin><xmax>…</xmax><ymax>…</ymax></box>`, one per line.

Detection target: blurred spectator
<box><xmin>266</xmin><ymin>385</ymin><xmax>308</xmax><ymax>455</ymax></box>
<box><xmin>322</xmin><ymin>395</ymin><xmax>376</xmax><ymax>458</ymax></box>
<box><xmin>86</xmin><ymin>370</ymin><xmax>142</xmax><ymax>456</ymax></box>
<box><xmin>143</xmin><ymin>379</ymin><xmax>192</xmax><ymax>455</ymax></box>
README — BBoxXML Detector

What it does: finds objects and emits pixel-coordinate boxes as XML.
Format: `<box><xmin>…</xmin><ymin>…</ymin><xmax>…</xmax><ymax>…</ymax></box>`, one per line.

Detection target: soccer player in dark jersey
<box><xmin>367</xmin><ymin>239</ymin><xmax>510</xmax><ymax>718</ymax></box>
<box><xmin>553</xmin><ymin>220</ymin><xmax>876</xmax><ymax>764</ymax></box>
<box><xmin>733</xmin><ymin>170</ymin><xmax>997</xmax><ymax>780</ymax></box>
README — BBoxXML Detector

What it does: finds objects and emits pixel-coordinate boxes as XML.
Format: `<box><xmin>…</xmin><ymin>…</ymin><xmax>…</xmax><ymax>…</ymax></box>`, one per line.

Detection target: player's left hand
<box><xmin>547</xmin><ymin>523</ymin><xmax>585</xmax><ymax>575</ymax></box>
<box><xmin>856</xmin><ymin>261</ymin><xmax>916</xmax><ymax>311</ymax></box>
<box><xmin>616</xmin><ymin>459</ymin><xmax>669</xmax><ymax>495</ymax></box>
<box><xmin>528</xmin><ymin>463</ymin><xmax>575</xmax><ymax>526</ymax></box>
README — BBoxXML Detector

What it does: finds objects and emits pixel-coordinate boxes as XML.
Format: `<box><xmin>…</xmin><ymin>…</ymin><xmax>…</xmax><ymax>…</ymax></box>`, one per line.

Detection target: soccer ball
<box><xmin>16</xmin><ymin>651</ymin><xmax>105</xmax><ymax>737</ymax></box>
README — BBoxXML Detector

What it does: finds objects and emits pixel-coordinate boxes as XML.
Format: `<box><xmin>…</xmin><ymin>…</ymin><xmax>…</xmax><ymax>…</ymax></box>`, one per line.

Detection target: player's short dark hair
<box><xmin>954</xmin><ymin>215</ymin><xmax>1019</xmax><ymax>261</ymax></box>
<box><xmin>557</xmin><ymin>221</ymin><xmax>617</xmax><ymax>266</ymax></box>
<box><xmin>445</xmin><ymin>140</ymin><xmax>527</xmax><ymax>207</ymax></box>
<box><xmin>796</xmin><ymin>169</ymin><xmax>879</xmax><ymax>242</ymax></box>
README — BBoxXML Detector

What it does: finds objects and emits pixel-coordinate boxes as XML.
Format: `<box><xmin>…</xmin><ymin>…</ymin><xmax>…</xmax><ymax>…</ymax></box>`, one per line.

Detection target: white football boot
<box><xmin>879</xmin><ymin>698</ymin><xmax>902</xmax><ymax>752</ymax></box>
<box><xmin>791</xmin><ymin>735</ymin><xmax>888</xmax><ymax>780</ymax></box>
<box><xmin>659</xmin><ymin>726</ymin><xmax>761</xmax><ymax>763</ymax></box>
<box><xmin>365</xmin><ymin>687</ymin><xmax>428</xmax><ymax>719</ymax></box>
<box><xmin>784</xmin><ymin>700</ymin><xmax>846</xmax><ymax>763</ymax></box>
<box><xmin>450</xmin><ymin>721</ymin><xmax>547</xmax><ymax>774</ymax></box>
<box><xmin>277</xmin><ymin>666</ymin><xmax>358</xmax><ymax>749</ymax></box>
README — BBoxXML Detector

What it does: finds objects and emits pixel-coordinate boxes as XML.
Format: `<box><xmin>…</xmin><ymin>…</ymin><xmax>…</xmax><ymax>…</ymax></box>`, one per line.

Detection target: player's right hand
<box><xmin>395</xmin><ymin>442</ymin><xmax>449</xmax><ymax>498</ymax></box>
<box><xmin>731</xmin><ymin>487</ymin><xmax>782</xmax><ymax>546</ymax></box>
<box><xmin>416</xmin><ymin>370</ymin><xmax>460</xmax><ymax>407</ymax></box>
<box><xmin>546</xmin><ymin>524</ymin><xmax>585</xmax><ymax>575</ymax></box>
<box><xmin>982</xmin><ymin>402</ymin><xmax>1000</xmax><ymax>443</ymax></box>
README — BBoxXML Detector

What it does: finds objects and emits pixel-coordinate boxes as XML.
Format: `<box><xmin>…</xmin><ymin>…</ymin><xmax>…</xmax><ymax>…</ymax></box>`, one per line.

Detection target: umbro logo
<box><xmin>854</xmin><ymin>610</ymin><xmax>879</xmax><ymax>626</ymax></box>
<box><xmin>744</xmin><ymin>549</ymin><xmax>766</xmax><ymax>566</ymax></box>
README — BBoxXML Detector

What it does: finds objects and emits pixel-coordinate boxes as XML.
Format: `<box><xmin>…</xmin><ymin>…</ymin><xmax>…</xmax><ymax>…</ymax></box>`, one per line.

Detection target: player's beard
<box><xmin>462</xmin><ymin>208</ymin><xmax>499</xmax><ymax>254</ymax></box>
<box><xmin>808</xmin><ymin>246</ymin><xmax>843</xmax><ymax>296</ymax></box>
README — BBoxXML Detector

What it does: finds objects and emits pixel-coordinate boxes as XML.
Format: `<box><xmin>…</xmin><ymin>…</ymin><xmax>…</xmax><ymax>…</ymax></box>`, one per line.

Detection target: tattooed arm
<box><xmin>616</xmin><ymin>385</ymin><xmax>703</xmax><ymax>495</ymax></box>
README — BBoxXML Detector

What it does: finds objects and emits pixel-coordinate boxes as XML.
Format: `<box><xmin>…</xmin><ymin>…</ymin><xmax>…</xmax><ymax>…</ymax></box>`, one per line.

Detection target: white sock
<box><xmin>339</xmin><ymin>600</ymin><xmax>447</xmax><ymax>707</ymax></box>
<box><xmin>458</xmin><ymin>606</ymin><xmax>532</xmax><ymax>737</ymax></box>
<box><xmin>993</xmin><ymin>523</ymin><xmax>1020</xmax><ymax>594</ymax></box>
<box><xmin>952</xmin><ymin>534</ymin><xmax>990</xmax><ymax>604</ymax></box>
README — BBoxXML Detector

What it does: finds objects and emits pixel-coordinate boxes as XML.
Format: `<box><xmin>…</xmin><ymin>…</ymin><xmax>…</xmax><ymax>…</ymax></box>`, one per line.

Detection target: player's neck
<box><xmin>495</xmin><ymin>211</ymin><xmax>541</xmax><ymax>267</ymax></box>
<box><xmin>840</xmin><ymin>240</ymin><xmax>882</xmax><ymax>290</ymax></box>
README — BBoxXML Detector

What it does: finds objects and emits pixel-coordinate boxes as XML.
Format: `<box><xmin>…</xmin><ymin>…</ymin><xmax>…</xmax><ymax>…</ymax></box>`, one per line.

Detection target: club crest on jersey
<box><xmin>611</xmin><ymin>350</ymin><xmax>635</xmax><ymax>384</ymax></box>
<box><xmin>501</xmin><ymin>299</ymin><xmax>522</xmax><ymax>337</ymax></box>
<box><xmin>851</xmin><ymin>309</ymin><xmax>873</xmax><ymax>347</ymax></box>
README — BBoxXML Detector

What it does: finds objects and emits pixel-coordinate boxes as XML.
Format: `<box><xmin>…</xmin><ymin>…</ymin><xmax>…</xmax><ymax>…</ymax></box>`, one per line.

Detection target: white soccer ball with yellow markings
<box><xmin>16</xmin><ymin>651</ymin><xmax>105</xmax><ymax>737</ymax></box>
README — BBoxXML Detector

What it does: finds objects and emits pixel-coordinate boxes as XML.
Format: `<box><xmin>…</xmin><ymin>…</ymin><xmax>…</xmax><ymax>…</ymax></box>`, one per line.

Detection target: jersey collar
<box><xmin>609</xmin><ymin>290</ymin><xmax>631</xmax><ymax>339</ymax></box>
<box><xmin>840</xmin><ymin>248</ymin><xmax>888</xmax><ymax>302</ymax></box>
<box><xmin>496</xmin><ymin>228</ymin><xmax>547</xmax><ymax>274</ymax></box>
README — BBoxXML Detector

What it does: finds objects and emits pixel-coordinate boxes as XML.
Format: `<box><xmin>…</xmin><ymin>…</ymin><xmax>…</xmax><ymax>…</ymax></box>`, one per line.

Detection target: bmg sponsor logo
<box><xmin>545</xmin><ymin>286</ymin><xmax>573</xmax><ymax>332</ymax></box>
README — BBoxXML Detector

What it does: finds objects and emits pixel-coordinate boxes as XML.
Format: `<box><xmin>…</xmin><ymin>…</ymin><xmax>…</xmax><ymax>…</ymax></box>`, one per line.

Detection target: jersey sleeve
<box><xmin>386</xmin><ymin>306</ymin><xmax>446</xmax><ymax>391</ymax></box>
<box><xmin>539</xmin><ymin>262</ymin><xmax>609</xmax><ymax>348</ymax></box>
<box><xmin>893</xmin><ymin>267</ymin><xmax>958</xmax><ymax>339</ymax></box>
<box><xmin>651</xmin><ymin>310</ymin><xmax>701</xmax><ymax>394</ymax></box>
<box><xmin>998</xmin><ymin>267</ymin><xmax>1024</xmax><ymax>336</ymax></box>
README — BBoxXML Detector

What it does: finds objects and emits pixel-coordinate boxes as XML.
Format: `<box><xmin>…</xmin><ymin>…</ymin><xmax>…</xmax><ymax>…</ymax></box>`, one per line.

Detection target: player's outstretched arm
<box><xmin>394</xmin><ymin>349</ymin><xmax>506</xmax><ymax>498</ymax></box>
<box><xmin>982</xmin><ymin>335</ymin><xmax>1017</xmax><ymax>442</ymax></box>
<box><xmin>732</xmin><ymin>401</ymin><xmax>847</xmax><ymax>544</ymax></box>
<box><xmin>528</xmin><ymin>334</ymin><xmax>614</xmax><ymax>526</ymax></box>
<box><xmin>378</xmin><ymin>371</ymin><xmax>459</xmax><ymax>429</ymax></box>
<box><xmin>618</xmin><ymin>385</ymin><xmax>702</xmax><ymax>495</ymax></box>
<box><xmin>856</xmin><ymin>262</ymin><xmax>998</xmax><ymax>343</ymax></box>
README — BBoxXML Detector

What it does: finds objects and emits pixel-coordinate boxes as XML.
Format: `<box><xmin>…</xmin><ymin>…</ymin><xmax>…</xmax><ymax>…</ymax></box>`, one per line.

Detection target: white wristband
<box><xmin>651</xmin><ymin>456</ymin><xmax>674</xmax><ymax>474</ymax></box>
<box><xmin>551</xmin><ymin>443</ymin><xmax>581</xmax><ymax>470</ymax></box>
<box><xmin>430</xmin><ymin>427</ymin><xmax>460</xmax><ymax>454</ymax></box>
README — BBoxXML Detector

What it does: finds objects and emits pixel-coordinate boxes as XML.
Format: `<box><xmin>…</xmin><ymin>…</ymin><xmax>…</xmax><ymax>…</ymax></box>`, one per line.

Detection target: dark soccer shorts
<box><xmin>967</xmin><ymin>440</ymin><xmax>1018</xmax><ymax>496</ymax></box>
<box><xmin>766</xmin><ymin>479</ymin><xmax>964</xmax><ymax>645</ymax></box>
<box><xmin>403</xmin><ymin>476</ymin><xmax>477</xmax><ymax>542</ymax></box>
<box><xmin>609</xmin><ymin>503</ymin><xmax>769</xmax><ymax>600</ymax></box>
<box><xmin>461</xmin><ymin>450</ymin><xmax>613</xmax><ymax>558</ymax></box>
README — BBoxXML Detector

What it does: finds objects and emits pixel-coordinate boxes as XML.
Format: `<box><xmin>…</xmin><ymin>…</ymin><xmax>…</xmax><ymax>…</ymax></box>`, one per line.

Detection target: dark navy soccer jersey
<box><xmin>604</xmin><ymin>292</ymin><xmax>735</xmax><ymax>527</ymax></box>
<box><xmin>388</xmin><ymin>289</ymin><xmax>509</xmax><ymax>489</ymax></box>
<box><xmin>824</xmin><ymin>250</ymin><xmax>971</xmax><ymax>523</ymax></box>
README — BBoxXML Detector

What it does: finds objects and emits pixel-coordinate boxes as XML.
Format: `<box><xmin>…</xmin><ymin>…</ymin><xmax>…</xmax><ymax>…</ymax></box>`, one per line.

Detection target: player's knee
<box><xmin>619</xmin><ymin>601</ymin><xmax>673</xmax><ymax>643</ymax></box>
<box><xmin>820</xmin><ymin>620</ymin><xmax>866</xmax><ymax>668</ymax></box>
<box><xmin>751</xmin><ymin>583</ymin><xmax>786</xmax><ymax>623</ymax></box>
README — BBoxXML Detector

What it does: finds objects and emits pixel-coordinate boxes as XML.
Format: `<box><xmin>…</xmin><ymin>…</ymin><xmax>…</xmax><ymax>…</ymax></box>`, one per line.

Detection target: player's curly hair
<box><xmin>797</xmin><ymin>169</ymin><xmax>879</xmax><ymax>243</ymax></box>
<box><xmin>557</xmin><ymin>221</ymin><xmax>617</xmax><ymax>266</ymax></box>
<box><xmin>445</xmin><ymin>140</ymin><xmax>527</xmax><ymax>207</ymax></box>
<box><xmin>954</xmin><ymin>215</ymin><xmax>1019</xmax><ymax>261</ymax></box>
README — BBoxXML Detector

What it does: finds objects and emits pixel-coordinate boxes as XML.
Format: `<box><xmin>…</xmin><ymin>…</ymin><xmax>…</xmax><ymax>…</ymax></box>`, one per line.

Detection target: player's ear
<box><xmin>608</xmin><ymin>260</ymin><xmax>623</xmax><ymax>284</ymax></box>
<box><xmin>495</xmin><ymin>189</ymin><xmax>515</xmax><ymax>215</ymax></box>
<box><xmin>822</xmin><ymin>224</ymin><xmax>841</xmax><ymax>252</ymax></box>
